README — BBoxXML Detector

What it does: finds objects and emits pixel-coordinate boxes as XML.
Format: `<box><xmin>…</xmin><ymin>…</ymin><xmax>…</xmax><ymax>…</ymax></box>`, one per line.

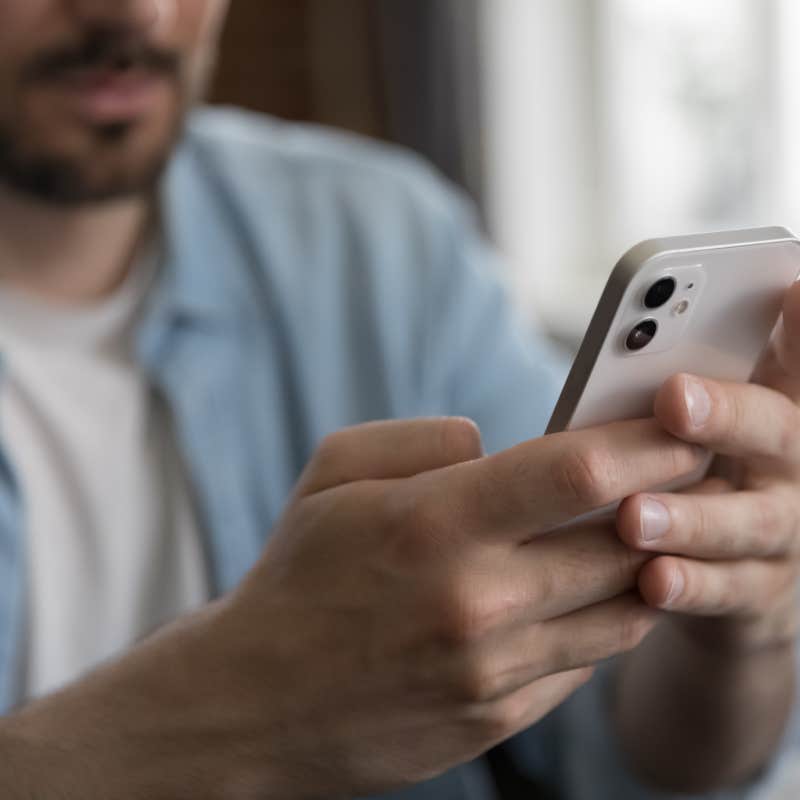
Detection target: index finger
<box><xmin>435</xmin><ymin>418</ymin><xmax>704</xmax><ymax>541</ymax></box>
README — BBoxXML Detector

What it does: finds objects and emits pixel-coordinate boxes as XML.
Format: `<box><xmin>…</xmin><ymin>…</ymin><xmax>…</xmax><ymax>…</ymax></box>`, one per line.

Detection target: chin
<box><xmin>0</xmin><ymin>103</ymin><xmax>186</xmax><ymax>205</ymax></box>
<box><xmin>82</xmin><ymin>114</ymin><xmax>184</xmax><ymax>199</ymax></box>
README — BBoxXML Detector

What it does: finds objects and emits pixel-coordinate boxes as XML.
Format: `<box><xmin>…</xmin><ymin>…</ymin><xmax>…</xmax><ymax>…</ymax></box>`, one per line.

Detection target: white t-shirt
<box><xmin>0</xmin><ymin>253</ymin><xmax>209</xmax><ymax>701</ymax></box>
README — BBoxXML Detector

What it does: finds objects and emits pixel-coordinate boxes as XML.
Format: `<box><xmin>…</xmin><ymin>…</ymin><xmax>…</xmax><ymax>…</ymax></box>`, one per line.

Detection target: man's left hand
<box><xmin>617</xmin><ymin>281</ymin><xmax>800</xmax><ymax>651</ymax></box>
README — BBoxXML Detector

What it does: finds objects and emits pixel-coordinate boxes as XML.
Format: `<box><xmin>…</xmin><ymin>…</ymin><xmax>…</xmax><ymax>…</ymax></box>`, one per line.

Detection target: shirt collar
<box><xmin>135</xmin><ymin>129</ymin><xmax>258</xmax><ymax>369</ymax></box>
<box><xmin>149</xmin><ymin>129</ymin><xmax>257</xmax><ymax>326</ymax></box>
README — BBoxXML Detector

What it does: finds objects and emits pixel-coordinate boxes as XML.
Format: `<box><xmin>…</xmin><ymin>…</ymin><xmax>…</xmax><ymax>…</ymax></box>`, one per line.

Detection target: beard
<box><xmin>0</xmin><ymin>114</ymin><xmax>183</xmax><ymax>206</ymax></box>
<box><xmin>0</xmin><ymin>28</ymin><xmax>194</xmax><ymax>206</ymax></box>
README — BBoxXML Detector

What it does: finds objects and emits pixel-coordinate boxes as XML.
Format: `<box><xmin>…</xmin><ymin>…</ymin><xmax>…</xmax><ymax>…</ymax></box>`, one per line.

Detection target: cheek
<box><xmin>0</xmin><ymin>40</ymin><xmax>34</xmax><ymax>121</ymax></box>
<box><xmin>170</xmin><ymin>0</ymin><xmax>229</xmax><ymax>46</ymax></box>
<box><xmin>0</xmin><ymin>2</ymin><xmax>52</xmax><ymax>86</ymax></box>
<box><xmin>0</xmin><ymin>0</ymin><xmax>47</xmax><ymax>34</ymax></box>
<box><xmin>170</xmin><ymin>0</ymin><xmax>229</xmax><ymax>89</ymax></box>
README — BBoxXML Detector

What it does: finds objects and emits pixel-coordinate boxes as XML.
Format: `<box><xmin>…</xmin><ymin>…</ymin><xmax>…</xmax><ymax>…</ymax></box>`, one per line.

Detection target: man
<box><xmin>0</xmin><ymin>1</ymin><xmax>797</xmax><ymax>798</ymax></box>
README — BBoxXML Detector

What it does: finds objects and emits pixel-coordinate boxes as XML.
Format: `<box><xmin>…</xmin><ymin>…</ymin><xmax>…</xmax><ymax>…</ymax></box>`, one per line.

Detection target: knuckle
<box><xmin>453</xmin><ymin>652</ymin><xmax>505</xmax><ymax>703</ymax></box>
<box><xmin>553</xmin><ymin>446</ymin><xmax>616</xmax><ymax>508</ymax></box>
<box><xmin>436</xmin><ymin>582</ymin><xmax>500</xmax><ymax>649</ymax></box>
<box><xmin>438</xmin><ymin>417</ymin><xmax>483</xmax><ymax>464</ymax></box>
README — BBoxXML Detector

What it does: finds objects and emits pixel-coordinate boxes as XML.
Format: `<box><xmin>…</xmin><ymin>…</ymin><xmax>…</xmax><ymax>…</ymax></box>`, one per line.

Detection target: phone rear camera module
<box><xmin>644</xmin><ymin>277</ymin><xmax>677</xmax><ymax>309</ymax></box>
<box><xmin>625</xmin><ymin>319</ymin><xmax>658</xmax><ymax>352</ymax></box>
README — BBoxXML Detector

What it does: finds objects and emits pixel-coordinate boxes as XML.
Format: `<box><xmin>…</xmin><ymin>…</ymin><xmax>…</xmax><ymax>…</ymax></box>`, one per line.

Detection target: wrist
<box><xmin>1</xmin><ymin>601</ymin><xmax>292</xmax><ymax>800</ymax></box>
<box><xmin>673</xmin><ymin>609</ymin><xmax>799</xmax><ymax>658</ymax></box>
<box><xmin>617</xmin><ymin>613</ymin><xmax>797</xmax><ymax>793</ymax></box>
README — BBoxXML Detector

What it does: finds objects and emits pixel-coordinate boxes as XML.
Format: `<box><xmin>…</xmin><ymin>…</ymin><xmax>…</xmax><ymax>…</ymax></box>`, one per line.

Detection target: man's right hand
<box><xmin>0</xmin><ymin>417</ymin><xmax>703</xmax><ymax>800</ymax></box>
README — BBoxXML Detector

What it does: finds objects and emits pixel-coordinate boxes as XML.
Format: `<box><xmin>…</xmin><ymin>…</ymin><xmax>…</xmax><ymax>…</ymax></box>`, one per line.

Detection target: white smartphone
<box><xmin>547</xmin><ymin>226</ymin><xmax>800</xmax><ymax>492</ymax></box>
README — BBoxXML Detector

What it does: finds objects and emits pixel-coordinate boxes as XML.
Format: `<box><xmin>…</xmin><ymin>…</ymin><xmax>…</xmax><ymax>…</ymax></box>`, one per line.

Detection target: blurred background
<box><xmin>211</xmin><ymin>0</ymin><xmax>798</xmax><ymax>347</ymax></box>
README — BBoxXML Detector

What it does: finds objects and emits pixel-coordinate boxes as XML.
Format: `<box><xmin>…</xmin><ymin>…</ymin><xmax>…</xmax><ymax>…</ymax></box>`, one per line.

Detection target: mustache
<box><xmin>24</xmin><ymin>30</ymin><xmax>180</xmax><ymax>82</ymax></box>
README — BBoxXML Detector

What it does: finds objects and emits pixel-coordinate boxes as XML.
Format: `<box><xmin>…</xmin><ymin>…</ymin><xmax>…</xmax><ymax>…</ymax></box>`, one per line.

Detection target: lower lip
<box><xmin>58</xmin><ymin>70</ymin><xmax>169</xmax><ymax>124</ymax></box>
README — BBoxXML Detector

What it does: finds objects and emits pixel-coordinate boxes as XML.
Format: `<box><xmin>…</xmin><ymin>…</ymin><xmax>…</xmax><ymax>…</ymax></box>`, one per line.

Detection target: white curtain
<box><xmin>483</xmin><ymin>0</ymin><xmax>799</xmax><ymax>344</ymax></box>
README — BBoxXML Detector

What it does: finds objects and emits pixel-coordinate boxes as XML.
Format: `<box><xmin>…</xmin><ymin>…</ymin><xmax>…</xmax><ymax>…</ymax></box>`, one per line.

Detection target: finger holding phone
<box><xmin>153</xmin><ymin>228</ymin><xmax>800</xmax><ymax>798</ymax></box>
<box><xmin>2</xmin><ymin>413</ymin><xmax>701</xmax><ymax>800</ymax></box>
<box><xmin>197</xmin><ymin>416</ymin><xmax>702</xmax><ymax>799</ymax></box>
<box><xmin>548</xmin><ymin>227</ymin><xmax>800</xmax><ymax>791</ymax></box>
<box><xmin>616</xmin><ymin>298</ymin><xmax>800</xmax><ymax>792</ymax></box>
<box><xmin>620</xmin><ymin>364</ymin><xmax>800</xmax><ymax>645</ymax></box>
<box><xmin>6</xmin><ymin>229</ymin><xmax>798</xmax><ymax>800</ymax></box>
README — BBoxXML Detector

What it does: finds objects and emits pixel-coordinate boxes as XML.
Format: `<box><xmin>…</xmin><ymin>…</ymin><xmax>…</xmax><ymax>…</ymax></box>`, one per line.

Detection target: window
<box><xmin>483</xmin><ymin>1</ymin><xmax>797</xmax><ymax>343</ymax></box>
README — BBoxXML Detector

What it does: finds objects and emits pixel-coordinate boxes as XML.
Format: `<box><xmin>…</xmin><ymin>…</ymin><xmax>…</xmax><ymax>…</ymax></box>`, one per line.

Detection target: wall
<box><xmin>211</xmin><ymin>0</ymin><xmax>383</xmax><ymax>138</ymax></box>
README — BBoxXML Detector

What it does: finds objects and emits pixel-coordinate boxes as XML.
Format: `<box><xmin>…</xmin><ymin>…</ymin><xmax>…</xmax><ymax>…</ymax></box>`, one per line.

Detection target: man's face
<box><xmin>0</xmin><ymin>0</ymin><xmax>230</xmax><ymax>205</ymax></box>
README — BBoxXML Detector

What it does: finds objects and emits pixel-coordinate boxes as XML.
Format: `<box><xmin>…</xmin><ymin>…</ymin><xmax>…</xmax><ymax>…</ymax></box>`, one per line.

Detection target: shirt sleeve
<box><xmin>414</xmin><ymin>189</ymin><xmax>567</xmax><ymax>453</ymax></box>
<box><xmin>414</xmin><ymin>183</ymin><xmax>800</xmax><ymax>799</ymax></box>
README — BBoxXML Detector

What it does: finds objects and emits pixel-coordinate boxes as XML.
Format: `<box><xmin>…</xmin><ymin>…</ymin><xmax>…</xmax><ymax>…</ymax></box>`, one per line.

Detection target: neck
<box><xmin>0</xmin><ymin>187</ymin><xmax>152</xmax><ymax>305</ymax></box>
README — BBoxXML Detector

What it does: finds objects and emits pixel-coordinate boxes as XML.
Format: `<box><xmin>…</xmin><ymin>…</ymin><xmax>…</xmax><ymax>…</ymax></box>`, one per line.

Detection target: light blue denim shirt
<box><xmin>0</xmin><ymin>108</ymin><xmax>794</xmax><ymax>799</ymax></box>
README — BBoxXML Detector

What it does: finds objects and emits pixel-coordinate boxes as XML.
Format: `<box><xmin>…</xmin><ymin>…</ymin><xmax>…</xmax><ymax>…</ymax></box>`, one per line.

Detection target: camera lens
<box><xmin>626</xmin><ymin>319</ymin><xmax>658</xmax><ymax>351</ymax></box>
<box><xmin>644</xmin><ymin>277</ymin><xmax>676</xmax><ymax>309</ymax></box>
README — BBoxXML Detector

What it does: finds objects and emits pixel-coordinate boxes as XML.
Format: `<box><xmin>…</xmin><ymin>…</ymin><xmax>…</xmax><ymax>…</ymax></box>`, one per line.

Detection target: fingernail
<box><xmin>640</xmin><ymin>496</ymin><xmax>671</xmax><ymax>542</ymax></box>
<box><xmin>684</xmin><ymin>377</ymin><xmax>711</xmax><ymax>428</ymax></box>
<box><xmin>664</xmin><ymin>568</ymin><xmax>685</xmax><ymax>608</ymax></box>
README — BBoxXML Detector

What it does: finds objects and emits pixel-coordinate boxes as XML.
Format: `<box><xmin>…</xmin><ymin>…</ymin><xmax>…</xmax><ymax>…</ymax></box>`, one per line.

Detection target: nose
<box><xmin>65</xmin><ymin>0</ymin><xmax>166</xmax><ymax>32</ymax></box>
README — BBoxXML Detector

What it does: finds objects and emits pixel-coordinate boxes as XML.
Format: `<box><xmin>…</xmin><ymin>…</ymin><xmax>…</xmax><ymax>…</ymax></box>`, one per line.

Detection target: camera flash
<box><xmin>673</xmin><ymin>300</ymin><xmax>690</xmax><ymax>315</ymax></box>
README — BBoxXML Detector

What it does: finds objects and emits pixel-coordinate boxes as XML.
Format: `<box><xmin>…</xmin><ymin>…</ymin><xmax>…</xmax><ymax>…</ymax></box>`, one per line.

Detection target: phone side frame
<box><xmin>545</xmin><ymin>226</ymin><xmax>799</xmax><ymax>434</ymax></box>
<box><xmin>546</xmin><ymin>261</ymin><xmax>634</xmax><ymax>433</ymax></box>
